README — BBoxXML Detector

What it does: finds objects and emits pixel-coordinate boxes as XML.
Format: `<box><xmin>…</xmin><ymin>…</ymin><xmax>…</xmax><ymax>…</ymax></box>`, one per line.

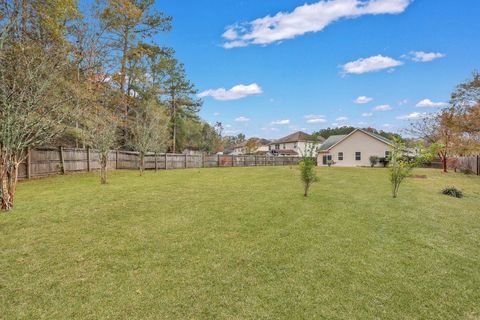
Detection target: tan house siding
<box><xmin>318</xmin><ymin>130</ymin><xmax>392</xmax><ymax>167</ymax></box>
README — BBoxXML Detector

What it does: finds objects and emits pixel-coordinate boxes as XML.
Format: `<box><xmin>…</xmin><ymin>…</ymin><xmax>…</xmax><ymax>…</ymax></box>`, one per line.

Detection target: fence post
<box><xmin>86</xmin><ymin>147</ymin><xmax>91</xmax><ymax>172</ymax></box>
<box><xmin>26</xmin><ymin>148</ymin><xmax>32</xmax><ymax>179</ymax></box>
<box><xmin>232</xmin><ymin>155</ymin><xmax>234</xmax><ymax>167</ymax></box>
<box><xmin>254</xmin><ymin>155</ymin><xmax>257</xmax><ymax>166</ymax></box>
<box><xmin>59</xmin><ymin>146</ymin><xmax>65</xmax><ymax>174</ymax></box>
<box><xmin>165</xmin><ymin>153</ymin><xmax>168</xmax><ymax>170</ymax></box>
<box><xmin>218</xmin><ymin>154</ymin><xmax>220</xmax><ymax>167</ymax></box>
<box><xmin>116</xmin><ymin>150</ymin><xmax>119</xmax><ymax>169</ymax></box>
<box><xmin>202</xmin><ymin>154</ymin><xmax>205</xmax><ymax>168</ymax></box>
<box><xmin>154</xmin><ymin>152</ymin><xmax>158</xmax><ymax>172</ymax></box>
<box><xmin>184</xmin><ymin>154</ymin><xmax>187</xmax><ymax>169</ymax></box>
<box><xmin>477</xmin><ymin>155</ymin><xmax>479</xmax><ymax>175</ymax></box>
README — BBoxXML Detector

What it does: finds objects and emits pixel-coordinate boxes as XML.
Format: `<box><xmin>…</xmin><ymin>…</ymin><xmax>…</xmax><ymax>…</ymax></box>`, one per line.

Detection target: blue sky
<box><xmin>156</xmin><ymin>0</ymin><xmax>480</xmax><ymax>138</ymax></box>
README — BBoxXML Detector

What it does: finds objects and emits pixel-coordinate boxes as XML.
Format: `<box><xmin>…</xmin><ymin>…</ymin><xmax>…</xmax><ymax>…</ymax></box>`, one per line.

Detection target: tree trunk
<box><xmin>0</xmin><ymin>151</ymin><xmax>18</xmax><ymax>211</ymax></box>
<box><xmin>7</xmin><ymin>161</ymin><xmax>19</xmax><ymax>207</ymax></box>
<box><xmin>0</xmin><ymin>146</ymin><xmax>9</xmax><ymax>211</ymax></box>
<box><xmin>120</xmin><ymin>27</ymin><xmax>130</xmax><ymax>143</ymax></box>
<box><xmin>1</xmin><ymin>177</ymin><xmax>11</xmax><ymax>211</ymax></box>
<box><xmin>100</xmin><ymin>153</ymin><xmax>108</xmax><ymax>184</ymax></box>
<box><xmin>439</xmin><ymin>152</ymin><xmax>448</xmax><ymax>173</ymax></box>
<box><xmin>304</xmin><ymin>183</ymin><xmax>309</xmax><ymax>197</ymax></box>
<box><xmin>139</xmin><ymin>153</ymin><xmax>145</xmax><ymax>176</ymax></box>
<box><xmin>172</xmin><ymin>98</ymin><xmax>177</xmax><ymax>153</ymax></box>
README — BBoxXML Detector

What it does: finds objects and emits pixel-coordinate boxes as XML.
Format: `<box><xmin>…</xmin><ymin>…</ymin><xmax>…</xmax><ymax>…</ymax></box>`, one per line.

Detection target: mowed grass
<box><xmin>1</xmin><ymin>167</ymin><xmax>480</xmax><ymax>319</ymax></box>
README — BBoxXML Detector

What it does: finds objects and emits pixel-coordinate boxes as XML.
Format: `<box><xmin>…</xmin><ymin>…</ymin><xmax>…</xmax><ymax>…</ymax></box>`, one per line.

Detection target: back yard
<box><xmin>1</xmin><ymin>167</ymin><xmax>479</xmax><ymax>319</ymax></box>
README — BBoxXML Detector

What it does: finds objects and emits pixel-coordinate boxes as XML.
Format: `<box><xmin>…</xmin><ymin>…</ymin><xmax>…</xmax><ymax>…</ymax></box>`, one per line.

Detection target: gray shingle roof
<box><xmin>318</xmin><ymin>129</ymin><xmax>394</xmax><ymax>152</ymax></box>
<box><xmin>318</xmin><ymin>135</ymin><xmax>347</xmax><ymax>151</ymax></box>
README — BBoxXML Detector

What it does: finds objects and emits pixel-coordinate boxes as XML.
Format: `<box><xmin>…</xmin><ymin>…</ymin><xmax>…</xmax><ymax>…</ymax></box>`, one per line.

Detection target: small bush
<box><xmin>442</xmin><ymin>186</ymin><xmax>463</xmax><ymax>198</ymax></box>
<box><xmin>299</xmin><ymin>158</ymin><xmax>318</xmax><ymax>197</ymax></box>
<box><xmin>379</xmin><ymin>157</ymin><xmax>389</xmax><ymax>167</ymax></box>
<box><xmin>369</xmin><ymin>156</ymin><xmax>379</xmax><ymax>167</ymax></box>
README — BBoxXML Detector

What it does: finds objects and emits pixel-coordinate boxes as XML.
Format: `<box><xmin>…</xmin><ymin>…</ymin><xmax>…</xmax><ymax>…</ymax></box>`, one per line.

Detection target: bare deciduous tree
<box><xmin>84</xmin><ymin>104</ymin><xmax>119</xmax><ymax>184</ymax></box>
<box><xmin>0</xmin><ymin>42</ymin><xmax>74</xmax><ymax>210</ymax></box>
<box><xmin>129</xmin><ymin>96</ymin><xmax>168</xmax><ymax>175</ymax></box>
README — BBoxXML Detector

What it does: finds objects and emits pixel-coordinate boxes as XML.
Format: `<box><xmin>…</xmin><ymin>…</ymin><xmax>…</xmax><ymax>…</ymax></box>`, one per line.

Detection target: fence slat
<box><xmin>26</xmin><ymin>148</ymin><xmax>32</xmax><ymax>179</ymax></box>
<box><xmin>17</xmin><ymin>148</ymin><xmax>302</xmax><ymax>180</ymax></box>
<box><xmin>59</xmin><ymin>146</ymin><xmax>65</xmax><ymax>174</ymax></box>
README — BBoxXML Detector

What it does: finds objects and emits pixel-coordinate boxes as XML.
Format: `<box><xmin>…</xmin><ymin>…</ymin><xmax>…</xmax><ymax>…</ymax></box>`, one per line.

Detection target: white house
<box><xmin>232</xmin><ymin>138</ymin><xmax>271</xmax><ymax>155</ymax></box>
<box><xmin>269</xmin><ymin>131</ymin><xmax>325</xmax><ymax>157</ymax></box>
<box><xmin>317</xmin><ymin>129</ymin><xmax>394</xmax><ymax>166</ymax></box>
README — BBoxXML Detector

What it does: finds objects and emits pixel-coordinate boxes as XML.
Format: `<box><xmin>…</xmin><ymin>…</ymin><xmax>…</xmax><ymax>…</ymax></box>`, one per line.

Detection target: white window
<box><xmin>338</xmin><ymin>152</ymin><xmax>344</xmax><ymax>161</ymax></box>
<box><xmin>355</xmin><ymin>152</ymin><xmax>361</xmax><ymax>161</ymax></box>
<box><xmin>385</xmin><ymin>151</ymin><xmax>391</xmax><ymax>158</ymax></box>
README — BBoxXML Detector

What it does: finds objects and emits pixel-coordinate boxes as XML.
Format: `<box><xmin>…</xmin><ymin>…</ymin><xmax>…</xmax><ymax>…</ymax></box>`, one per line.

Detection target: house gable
<box><xmin>318</xmin><ymin>129</ymin><xmax>393</xmax><ymax>167</ymax></box>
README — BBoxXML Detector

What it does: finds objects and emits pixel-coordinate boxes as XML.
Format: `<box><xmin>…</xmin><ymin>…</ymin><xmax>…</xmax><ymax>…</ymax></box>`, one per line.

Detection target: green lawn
<box><xmin>1</xmin><ymin>167</ymin><xmax>480</xmax><ymax>319</ymax></box>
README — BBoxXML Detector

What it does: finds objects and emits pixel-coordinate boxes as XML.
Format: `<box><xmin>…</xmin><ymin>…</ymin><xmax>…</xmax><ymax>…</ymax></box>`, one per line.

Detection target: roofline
<box><xmin>269</xmin><ymin>139</ymin><xmax>314</xmax><ymax>145</ymax></box>
<box><xmin>360</xmin><ymin>129</ymin><xmax>394</xmax><ymax>146</ymax></box>
<box><xmin>322</xmin><ymin>129</ymin><xmax>394</xmax><ymax>151</ymax></box>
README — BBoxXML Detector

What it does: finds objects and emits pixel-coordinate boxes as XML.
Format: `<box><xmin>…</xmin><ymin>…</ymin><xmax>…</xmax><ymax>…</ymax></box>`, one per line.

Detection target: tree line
<box><xmin>0</xmin><ymin>0</ymin><xmax>222</xmax><ymax>210</ymax></box>
<box><xmin>409</xmin><ymin>71</ymin><xmax>480</xmax><ymax>172</ymax></box>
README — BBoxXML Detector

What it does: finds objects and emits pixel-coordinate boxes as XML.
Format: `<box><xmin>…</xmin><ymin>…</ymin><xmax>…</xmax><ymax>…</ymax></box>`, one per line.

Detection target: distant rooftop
<box><xmin>271</xmin><ymin>131</ymin><xmax>325</xmax><ymax>144</ymax></box>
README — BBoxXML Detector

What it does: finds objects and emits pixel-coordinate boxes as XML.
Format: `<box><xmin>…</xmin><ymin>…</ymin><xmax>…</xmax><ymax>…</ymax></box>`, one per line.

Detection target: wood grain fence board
<box><xmin>456</xmin><ymin>156</ymin><xmax>480</xmax><ymax>175</ymax></box>
<box><xmin>17</xmin><ymin>148</ymin><xmax>304</xmax><ymax>180</ymax></box>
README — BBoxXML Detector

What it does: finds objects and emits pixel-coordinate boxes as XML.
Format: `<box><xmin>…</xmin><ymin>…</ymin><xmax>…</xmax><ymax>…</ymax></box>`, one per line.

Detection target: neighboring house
<box><xmin>269</xmin><ymin>131</ymin><xmax>325</xmax><ymax>157</ymax></box>
<box><xmin>317</xmin><ymin>129</ymin><xmax>394</xmax><ymax>167</ymax></box>
<box><xmin>232</xmin><ymin>138</ymin><xmax>271</xmax><ymax>155</ymax></box>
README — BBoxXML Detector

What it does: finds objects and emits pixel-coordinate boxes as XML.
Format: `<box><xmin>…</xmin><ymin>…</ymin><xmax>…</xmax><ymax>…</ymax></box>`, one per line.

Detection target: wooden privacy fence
<box><xmin>454</xmin><ymin>156</ymin><xmax>480</xmax><ymax>175</ymax></box>
<box><xmin>18</xmin><ymin>147</ymin><xmax>301</xmax><ymax>180</ymax></box>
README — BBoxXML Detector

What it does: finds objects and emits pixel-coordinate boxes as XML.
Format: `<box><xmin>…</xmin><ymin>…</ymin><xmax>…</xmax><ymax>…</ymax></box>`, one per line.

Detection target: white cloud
<box><xmin>223</xmin><ymin>40</ymin><xmax>248</xmax><ymax>49</ymax></box>
<box><xmin>336</xmin><ymin>116</ymin><xmax>348</xmax><ymax>121</ymax></box>
<box><xmin>213</xmin><ymin>112</ymin><xmax>220</xmax><ymax>116</ymax></box>
<box><xmin>382</xmin><ymin>124</ymin><xmax>394</xmax><ymax>128</ymax></box>
<box><xmin>354</xmin><ymin>96</ymin><xmax>373</xmax><ymax>104</ymax></box>
<box><xmin>262</xmin><ymin>127</ymin><xmax>280</xmax><ymax>132</ymax></box>
<box><xmin>222</xmin><ymin>29</ymin><xmax>238</xmax><ymax>40</ymax></box>
<box><xmin>362</xmin><ymin>112</ymin><xmax>373</xmax><ymax>117</ymax></box>
<box><xmin>406</xmin><ymin>51</ymin><xmax>446</xmax><ymax>62</ymax></box>
<box><xmin>397</xmin><ymin>112</ymin><xmax>429</xmax><ymax>120</ymax></box>
<box><xmin>398</xmin><ymin>99</ymin><xmax>408</xmax><ymax>106</ymax></box>
<box><xmin>235</xmin><ymin>116</ymin><xmax>250</xmax><ymax>122</ymax></box>
<box><xmin>358</xmin><ymin>121</ymin><xmax>368</xmax><ymax>126</ymax></box>
<box><xmin>342</xmin><ymin>55</ymin><xmax>403</xmax><ymax>74</ymax></box>
<box><xmin>373</xmin><ymin>104</ymin><xmax>393</xmax><ymax>111</ymax></box>
<box><xmin>307</xmin><ymin>118</ymin><xmax>327</xmax><ymax>124</ymax></box>
<box><xmin>304</xmin><ymin>115</ymin><xmax>327</xmax><ymax>123</ymax></box>
<box><xmin>416</xmin><ymin>99</ymin><xmax>448</xmax><ymax>108</ymax></box>
<box><xmin>198</xmin><ymin>83</ymin><xmax>263</xmax><ymax>101</ymax></box>
<box><xmin>222</xmin><ymin>0</ymin><xmax>412</xmax><ymax>48</ymax></box>
<box><xmin>271</xmin><ymin>119</ymin><xmax>290</xmax><ymax>125</ymax></box>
